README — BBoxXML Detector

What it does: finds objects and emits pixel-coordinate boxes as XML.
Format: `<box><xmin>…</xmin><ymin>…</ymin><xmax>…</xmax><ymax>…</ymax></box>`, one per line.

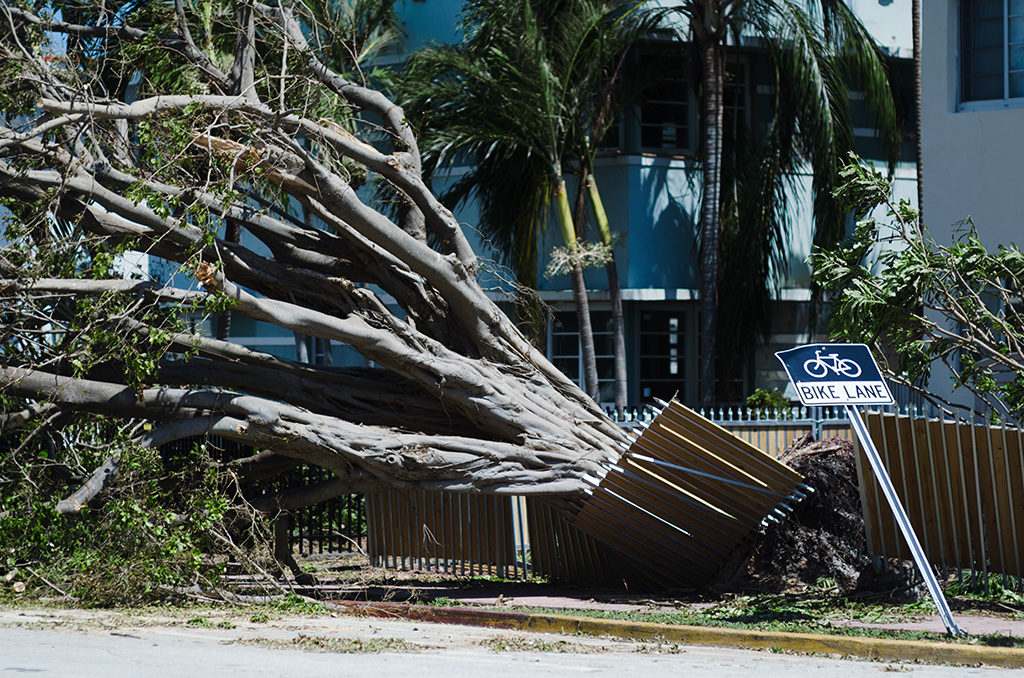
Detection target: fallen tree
<box><xmin>0</xmin><ymin>0</ymin><xmax>626</xmax><ymax>524</ymax></box>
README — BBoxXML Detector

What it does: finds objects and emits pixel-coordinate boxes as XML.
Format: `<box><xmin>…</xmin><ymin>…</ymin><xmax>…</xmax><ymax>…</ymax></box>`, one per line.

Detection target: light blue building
<box><xmin>216</xmin><ymin>0</ymin><xmax>919</xmax><ymax>408</ymax></box>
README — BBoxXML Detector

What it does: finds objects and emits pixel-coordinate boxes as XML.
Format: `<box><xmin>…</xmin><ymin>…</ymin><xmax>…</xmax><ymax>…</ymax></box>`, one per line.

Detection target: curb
<box><xmin>332</xmin><ymin>600</ymin><xmax>1024</xmax><ymax>668</ymax></box>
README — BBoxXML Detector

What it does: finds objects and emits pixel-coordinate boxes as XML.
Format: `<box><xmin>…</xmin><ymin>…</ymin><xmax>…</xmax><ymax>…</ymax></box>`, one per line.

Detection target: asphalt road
<box><xmin>0</xmin><ymin>611</ymin><xmax>1019</xmax><ymax>677</ymax></box>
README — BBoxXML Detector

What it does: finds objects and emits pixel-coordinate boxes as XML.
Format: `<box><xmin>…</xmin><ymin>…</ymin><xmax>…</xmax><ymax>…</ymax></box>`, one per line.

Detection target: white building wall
<box><xmin>921</xmin><ymin>0</ymin><xmax>1024</xmax><ymax>409</ymax></box>
<box><xmin>922</xmin><ymin>1</ymin><xmax>1024</xmax><ymax>251</ymax></box>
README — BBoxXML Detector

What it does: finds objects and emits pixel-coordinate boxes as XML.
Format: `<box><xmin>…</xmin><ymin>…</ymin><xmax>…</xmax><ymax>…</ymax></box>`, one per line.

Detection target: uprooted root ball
<box><xmin>746</xmin><ymin>433</ymin><xmax>870</xmax><ymax>591</ymax></box>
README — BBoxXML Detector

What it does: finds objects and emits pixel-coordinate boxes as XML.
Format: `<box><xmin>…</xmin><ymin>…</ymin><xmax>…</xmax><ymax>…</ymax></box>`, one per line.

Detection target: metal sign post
<box><xmin>776</xmin><ymin>343</ymin><xmax>964</xmax><ymax>637</ymax></box>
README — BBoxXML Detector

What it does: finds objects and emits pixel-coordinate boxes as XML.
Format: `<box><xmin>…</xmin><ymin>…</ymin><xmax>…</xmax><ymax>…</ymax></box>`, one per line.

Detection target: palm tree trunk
<box><xmin>912</xmin><ymin>0</ymin><xmax>924</xmax><ymax>231</ymax></box>
<box><xmin>556</xmin><ymin>178</ymin><xmax>600</xmax><ymax>402</ymax></box>
<box><xmin>215</xmin><ymin>219</ymin><xmax>242</xmax><ymax>340</ymax></box>
<box><xmin>586</xmin><ymin>173</ymin><xmax>627</xmax><ymax>411</ymax></box>
<box><xmin>698</xmin><ymin>35</ymin><xmax>724</xmax><ymax>408</ymax></box>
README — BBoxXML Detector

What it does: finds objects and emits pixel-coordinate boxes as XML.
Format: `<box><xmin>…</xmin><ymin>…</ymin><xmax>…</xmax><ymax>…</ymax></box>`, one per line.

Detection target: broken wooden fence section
<box><xmin>368</xmin><ymin>400</ymin><xmax>808</xmax><ymax>588</ymax></box>
<box><xmin>571</xmin><ymin>400</ymin><xmax>809</xmax><ymax>588</ymax></box>
<box><xmin>856</xmin><ymin>411</ymin><xmax>1024</xmax><ymax>579</ymax></box>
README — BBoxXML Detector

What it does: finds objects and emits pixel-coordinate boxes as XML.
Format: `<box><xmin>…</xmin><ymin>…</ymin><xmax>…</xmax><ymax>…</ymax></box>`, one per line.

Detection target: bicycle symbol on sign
<box><xmin>802</xmin><ymin>348</ymin><xmax>862</xmax><ymax>378</ymax></box>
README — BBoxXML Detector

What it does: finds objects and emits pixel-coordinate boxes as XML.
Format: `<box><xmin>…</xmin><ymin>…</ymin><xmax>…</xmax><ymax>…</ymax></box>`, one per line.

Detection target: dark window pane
<box><xmin>1012</xmin><ymin>16</ymin><xmax>1024</xmax><ymax>41</ymax></box>
<box><xmin>963</xmin><ymin>0</ymin><xmax>1008</xmax><ymax>101</ymax></box>
<box><xmin>641</xmin><ymin>123</ymin><xmax>686</xmax><ymax>149</ymax></box>
<box><xmin>1011</xmin><ymin>71</ymin><xmax>1024</xmax><ymax>97</ymax></box>
<box><xmin>598</xmin><ymin>120</ymin><xmax>620</xmax><ymax>149</ymax></box>
<box><xmin>967</xmin><ymin>73</ymin><xmax>1005</xmax><ymax>100</ymax></box>
<box><xmin>640</xmin><ymin>333</ymin><xmax>680</xmax><ymax>355</ymax></box>
<box><xmin>974</xmin><ymin>0</ymin><xmax>1004</xmax><ymax>20</ymax></box>
<box><xmin>639</xmin><ymin>52</ymin><xmax>689</xmax><ymax>150</ymax></box>
<box><xmin>592</xmin><ymin>334</ymin><xmax>614</xmax><ymax>356</ymax></box>
<box><xmin>973</xmin><ymin>44</ymin><xmax>1005</xmax><ymax>73</ymax></box>
<box><xmin>640</xmin><ymin>311</ymin><xmax>683</xmax><ymax>332</ymax></box>
<box><xmin>553</xmin><ymin>358</ymin><xmax>579</xmax><ymax>379</ymax></box>
<box><xmin>552</xmin><ymin>311</ymin><xmax>577</xmax><ymax>333</ymax></box>
<box><xmin>591</xmin><ymin>311</ymin><xmax>612</xmax><ymax>329</ymax></box>
<box><xmin>552</xmin><ymin>333</ymin><xmax>579</xmax><ymax>356</ymax></box>
<box><xmin>597</xmin><ymin>358</ymin><xmax>616</xmax><ymax>380</ymax></box>
<box><xmin>974</xmin><ymin>18</ymin><xmax>1005</xmax><ymax>45</ymax></box>
<box><xmin>1012</xmin><ymin>44</ymin><xmax>1024</xmax><ymax>70</ymax></box>
<box><xmin>598</xmin><ymin>381</ymin><xmax>617</xmax><ymax>403</ymax></box>
<box><xmin>640</xmin><ymin>356</ymin><xmax>683</xmax><ymax>378</ymax></box>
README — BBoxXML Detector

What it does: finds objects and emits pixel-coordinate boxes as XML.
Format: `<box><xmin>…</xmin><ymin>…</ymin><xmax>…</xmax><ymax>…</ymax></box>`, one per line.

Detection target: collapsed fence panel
<box><xmin>567</xmin><ymin>400</ymin><xmax>808</xmax><ymax>589</ymax></box>
<box><xmin>857</xmin><ymin>412</ymin><xmax>1024</xmax><ymax>578</ymax></box>
<box><xmin>525</xmin><ymin>499</ymin><xmax>634</xmax><ymax>587</ymax></box>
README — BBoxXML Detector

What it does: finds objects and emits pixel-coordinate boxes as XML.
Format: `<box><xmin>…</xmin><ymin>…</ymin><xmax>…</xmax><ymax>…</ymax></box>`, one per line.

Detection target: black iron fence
<box><xmin>158</xmin><ymin>435</ymin><xmax>367</xmax><ymax>555</ymax></box>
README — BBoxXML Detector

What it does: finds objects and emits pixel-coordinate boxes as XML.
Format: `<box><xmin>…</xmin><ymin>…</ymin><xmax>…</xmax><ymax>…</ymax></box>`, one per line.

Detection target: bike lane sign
<box><xmin>775</xmin><ymin>343</ymin><xmax>893</xmax><ymax>406</ymax></box>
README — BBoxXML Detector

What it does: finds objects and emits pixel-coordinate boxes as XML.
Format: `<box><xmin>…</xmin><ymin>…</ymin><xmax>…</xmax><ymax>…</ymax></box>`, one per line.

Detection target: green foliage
<box><xmin>0</xmin><ymin>57</ymin><xmax>36</xmax><ymax>118</ymax></box>
<box><xmin>701</xmin><ymin>1</ymin><xmax>902</xmax><ymax>397</ymax></box>
<box><xmin>745</xmin><ymin>388</ymin><xmax>791</xmax><ymax>418</ymax></box>
<box><xmin>812</xmin><ymin>157</ymin><xmax>1024</xmax><ymax>419</ymax></box>
<box><xmin>0</xmin><ymin>0</ymin><xmax>409</xmax><ymax>609</ymax></box>
<box><xmin>0</xmin><ymin>421</ymin><xmax>244</xmax><ymax>606</ymax></box>
<box><xmin>400</xmin><ymin>0</ymin><xmax>658</xmax><ymax>289</ymax></box>
<box><xmin>945</xmin><ymin>574</ymin><xmax>1024</xmax><ymax>604</ymax></box>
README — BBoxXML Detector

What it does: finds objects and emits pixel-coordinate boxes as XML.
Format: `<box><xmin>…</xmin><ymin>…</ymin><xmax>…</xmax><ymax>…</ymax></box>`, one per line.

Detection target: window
<box><xmin>639</xmin><ymin>53</ymin><xmax>691</xmax><ymax>151</ymax></box>
<box><xmin>549</xmin><ymin>310</ymin><xmax>616</xmax><ymax>403</ymax></box>
<box><xmin>961</xmin><ymin>0</ymin><xmax>1024</xmax><ymax>103</ymax></box>
<box><xmin>723</xmin><ymin>60</ymin><xmax>750</xmax><ymax>132</ymax></box>
<box><xmin>638</xmin><ymin>309</ymin><xmax>689</xmax><ymax>402</ymax></box>
<box><xmin>635</xmin><ymin>51</ymin><xmax>753</xmax><ymax>153</ymax></box>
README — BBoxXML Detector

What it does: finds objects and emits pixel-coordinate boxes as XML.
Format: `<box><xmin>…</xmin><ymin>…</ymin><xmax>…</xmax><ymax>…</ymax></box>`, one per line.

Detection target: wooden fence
<box><xmin>366</xmin><ymin>489</ymin><xmax>517</xmax><ymax>577</ymax></box>
<box><xmin>857</xmin><ymin>412</ymin><xmax>1024</xmax><ymax>579</ymax></box>
<box><xmin>367</xmin><ymin>403</ymin><xmax>809</xmax><ymax>587</ymax></box>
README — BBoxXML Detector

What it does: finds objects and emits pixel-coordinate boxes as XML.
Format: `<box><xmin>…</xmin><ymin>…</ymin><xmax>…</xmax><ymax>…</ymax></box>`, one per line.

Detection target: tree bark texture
<box><xmin>698</xmin><ymin>32</ymin><xmax>725</xmax><ymax>407</ymax></box>
<box><xmin>586</xmin><ymin>173</ymin><xmax>628</xmax><ymax>411</ymax></box>
<box><xmin>912</xmin><ymin>0</ymin><xmax>924</xmax><ymax>231</ymax></box>
<box><xmin>0</xmin><ymin>2</ymin><xmax>627</xmax><ymax>514</ymax></box>
<box><xmin>558</xmin><ymin>177</ymin><xmax>600</xmax><ymax>402</ymax></box>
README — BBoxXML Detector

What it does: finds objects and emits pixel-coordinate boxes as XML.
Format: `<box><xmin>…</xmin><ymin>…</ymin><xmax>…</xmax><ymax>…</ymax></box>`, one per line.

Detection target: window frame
<box><xmin>635</xmin><ymin>47</ymin><xmax>695</xmax><ymax>154</ymax></box>
<box><xmin>546</xmin><ymin>307</ymin><xmax>618</xmax><ymax>406</ymax></box>
<box><xmin>958</xmin><ymin>0</ymin><xmax>1024</xmax><ymax>110</ymax></box>
<box><xmin>635</xmin><ymin>304</ymin><xmax>700</xmax><ymax>406</ymax></box>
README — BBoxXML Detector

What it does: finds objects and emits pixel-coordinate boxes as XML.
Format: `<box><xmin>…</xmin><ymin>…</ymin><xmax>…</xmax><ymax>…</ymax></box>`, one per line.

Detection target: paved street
<box><xmin>0</xmin><ymin>608</ymin><xmax>1018</xmax><ymax>677</ymax></box>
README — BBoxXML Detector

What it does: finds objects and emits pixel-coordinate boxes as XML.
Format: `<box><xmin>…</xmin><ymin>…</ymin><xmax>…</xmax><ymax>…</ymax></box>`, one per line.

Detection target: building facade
<box><xmin>219</xmin><ymin>0</ymin><xmax>919</xmax><ymax>409</ymax></box>
<box><xmin>921</xmin><ymin>0</ymin><xmax>1023</xmax><ymax>409</ymax></box>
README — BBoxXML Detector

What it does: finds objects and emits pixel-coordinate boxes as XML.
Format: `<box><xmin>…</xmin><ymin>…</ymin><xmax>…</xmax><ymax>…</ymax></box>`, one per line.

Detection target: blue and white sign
<box><xmin>774</xmin><ymin>343</ymin><xmax>962</xmax><ymax>637</ymax></box>
<box><xmin>775</xmin><ymin>343</ymin><xmax>893</xmax><ymax>406</ymax></box>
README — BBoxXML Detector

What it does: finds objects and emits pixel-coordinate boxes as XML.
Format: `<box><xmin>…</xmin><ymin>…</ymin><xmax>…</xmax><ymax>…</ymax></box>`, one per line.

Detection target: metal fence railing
<box><xmin>606</xmin><ymin>404</ymin><xmax>857</xmax><ymax>458</ymax></box>
<box><xmin>158</xmin><ymin>435</ymin><xmax>368</xmax><ymax>556</ymax></box>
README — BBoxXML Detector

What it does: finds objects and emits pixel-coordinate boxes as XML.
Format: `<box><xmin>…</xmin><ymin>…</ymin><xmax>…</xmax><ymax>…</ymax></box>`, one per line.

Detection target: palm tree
<box><xmin>675</xmin><ymin>1</ymin><xmax>901</xmax><ymax>405</ymax></box>
<box><xmin>912</xmin><ymin>0</ymin><xmax>923</xmax><ymax>230</ymax></box>
<box><xmin>565</xmin><ymin>18</ymin><xmax>655</xmax><ymax>410</ymax></box>
<box><xmin>402</xmin><ymin>0</ymin><xmax>656</xmax><ymax>406</ymax></box>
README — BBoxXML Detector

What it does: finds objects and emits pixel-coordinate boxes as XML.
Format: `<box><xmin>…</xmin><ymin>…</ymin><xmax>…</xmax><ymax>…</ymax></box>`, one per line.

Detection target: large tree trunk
<box><xmin>0</xmin><ymin>3</ymin><xmax>625</xmax><ymax>515</ymax></box>
<box><xmin>698</xmin><ymin>33</ymin><xmax>725</xmax><ymax>407</ymax></box>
